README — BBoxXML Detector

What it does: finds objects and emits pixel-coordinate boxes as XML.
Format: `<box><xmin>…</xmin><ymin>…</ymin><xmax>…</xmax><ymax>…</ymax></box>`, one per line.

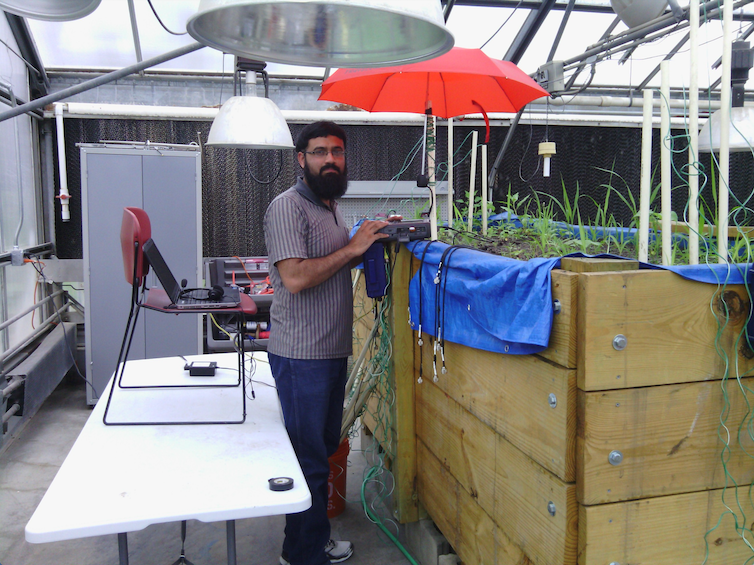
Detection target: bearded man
<box><xmin>263</xmin><ymin>121</ymin><xmax>389</xmax><ymax>565</ymax></box>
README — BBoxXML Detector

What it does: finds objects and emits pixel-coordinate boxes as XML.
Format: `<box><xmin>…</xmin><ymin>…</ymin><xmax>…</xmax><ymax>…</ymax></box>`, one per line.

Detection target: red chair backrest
<box><xmin>120</xmin><ymin>207</ymin><xmax>152</xmax><ymax>286</ymax></box>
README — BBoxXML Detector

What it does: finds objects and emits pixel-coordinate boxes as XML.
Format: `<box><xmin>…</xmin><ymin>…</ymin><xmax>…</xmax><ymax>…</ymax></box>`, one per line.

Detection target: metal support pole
<box><xmin>118</xmin><ymin>533</ymin><xmax>129</xmax><ymax>565</ymax></box>
<box><xmin>0</xmin><ymin>42</ymin><xmax>205</xmax><ymax>123</ymax></box>
<box><xmin>226</xmin><ymin>520</ymin><xmax>237</xmax><ymax>565</ymax></box>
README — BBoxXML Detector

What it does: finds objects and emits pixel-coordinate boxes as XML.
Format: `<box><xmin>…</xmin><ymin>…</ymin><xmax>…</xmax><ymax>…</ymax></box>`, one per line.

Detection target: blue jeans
<box><xmin>269</xmin><ymin>354</ymin><xmax>348</xmax><ymax>565</ymax></box>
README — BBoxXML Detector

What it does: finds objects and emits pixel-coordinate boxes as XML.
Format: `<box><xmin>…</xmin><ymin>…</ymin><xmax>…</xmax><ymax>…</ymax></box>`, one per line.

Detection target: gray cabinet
<box><xmin>81</xmin><ymin>143</ymin><xmax>202</xmax><ymax>404</ymax></box>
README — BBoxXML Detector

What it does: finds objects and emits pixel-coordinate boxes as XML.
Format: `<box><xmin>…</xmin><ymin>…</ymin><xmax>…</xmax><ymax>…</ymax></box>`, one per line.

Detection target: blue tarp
<box><xmin>405</xmin><ymin>240</ymin><xmax>753</xmax><ymax>355</ymax></box>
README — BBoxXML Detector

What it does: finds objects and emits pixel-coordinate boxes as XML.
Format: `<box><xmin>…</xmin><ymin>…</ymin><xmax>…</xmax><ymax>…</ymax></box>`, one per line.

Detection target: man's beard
<box><xmin>304</xmin><ymin>161</ymin><xmax>348</xmax><ymax>201</ymax></box>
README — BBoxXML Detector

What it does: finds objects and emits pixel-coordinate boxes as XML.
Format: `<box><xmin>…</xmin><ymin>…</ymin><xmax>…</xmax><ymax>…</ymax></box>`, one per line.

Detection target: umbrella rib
<box><xmin>372</xmin><ymin>74</ymin><xmax>396</xmax><ymax>111</ymax></box>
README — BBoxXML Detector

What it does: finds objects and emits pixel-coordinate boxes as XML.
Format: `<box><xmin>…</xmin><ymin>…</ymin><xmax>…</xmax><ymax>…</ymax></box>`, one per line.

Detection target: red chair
<box><xmin>105</xmin><ymin>206</ymin><xmax>251</xmax><ymax>426</ymax></box>
<box><xmin>120</xmin><ymin>206</ymin><xmax>151</xmax><ymax>289</ymax></box>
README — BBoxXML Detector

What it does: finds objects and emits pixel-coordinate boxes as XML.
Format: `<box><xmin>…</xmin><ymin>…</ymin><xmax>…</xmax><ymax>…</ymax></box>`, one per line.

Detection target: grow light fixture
<box><xmin>186</xmin><ymin>0</ymin><xmax>454</xmax><ymax>68</ymax></box>
<box><xmin>699</xmin><ymin>40</ymin><xmax>754</xmax><ymax>153</ymax></box>
<box><xmin>609</xmin><ymin>0</ymin><xmax>668</xmax><ymax>28</ymax></box>
<box><xmin>206</xmin><ymin>59</ymin><xmax>294</xmax><ymax>149</ymax></box>
<box><xmin>0</xmin><ymin>0</ymin><xmax>101</xmax><ymax>20</ymax></box>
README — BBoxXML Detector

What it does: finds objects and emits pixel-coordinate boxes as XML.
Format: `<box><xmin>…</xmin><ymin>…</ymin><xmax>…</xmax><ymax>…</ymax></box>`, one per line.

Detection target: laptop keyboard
<box><xmin>179</xmin><ymin>290</ymin><xmax>214</xmax><ymax>304</ymax></box>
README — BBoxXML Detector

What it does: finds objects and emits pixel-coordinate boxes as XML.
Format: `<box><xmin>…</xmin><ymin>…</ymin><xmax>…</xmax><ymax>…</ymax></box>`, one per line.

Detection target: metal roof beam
<box><xmin>4</xmin><ymin>13</ymin><xmax>49</xmax><ymax>99</ymax></box>
<box><xmin>504</xmin><ymin>0</ymin><xmax>558</xmax><ymax>63</ymax></box>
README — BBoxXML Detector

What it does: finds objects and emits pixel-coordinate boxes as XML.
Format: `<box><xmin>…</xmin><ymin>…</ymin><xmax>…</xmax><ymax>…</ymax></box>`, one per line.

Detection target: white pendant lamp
<box><xmin>0</xmin><ymin>0</ymin><xmax>101</xmax><ymax>20</ymax></box>
<box><xmin>609</xmin><ymin>0</ymin><xmax>668</xmax><ymax>28</ymax></box>
<box><xmin>698</xmin><ymin>106</ymin><xmax>754</xmax><ymax>153</ymax></box>
<box><xmin>187</xmin><ymin>0</ymin><xmax>454</xmax><ymax>68</ymax></box>
<box><xmin>699</xmin><ymin>40</ymin><xmax>754</xmax><ymax>153</ymax></box>
<box><xmin>206</xmin><ymin>61</ymin><xmax>294</xmax><ymax>149</ymax></box>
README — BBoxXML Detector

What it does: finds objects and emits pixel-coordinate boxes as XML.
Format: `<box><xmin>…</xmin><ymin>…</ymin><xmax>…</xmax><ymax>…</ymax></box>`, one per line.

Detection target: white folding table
<box><xmin>25</xmin><ymin>352</ymin><xmax>311</xmax><ymax>565</ymax></box>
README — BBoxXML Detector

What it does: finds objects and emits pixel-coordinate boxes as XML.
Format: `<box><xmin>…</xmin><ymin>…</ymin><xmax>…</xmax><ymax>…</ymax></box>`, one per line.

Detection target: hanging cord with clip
<box><xmin>433</xmin><ymin>245</ymin><xmax>464</xmax><ymax>382</ymax></box>
<box><xmin>415</xmin><ymin>241</ymin><xmax>437</xmax><ymax>384</ymax></box>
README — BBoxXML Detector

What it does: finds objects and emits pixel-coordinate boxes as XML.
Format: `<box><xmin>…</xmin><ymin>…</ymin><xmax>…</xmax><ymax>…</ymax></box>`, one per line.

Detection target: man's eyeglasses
<box><xmin>303</xmin><ymin>147</ymin><xmax>345</xmax><ymax>158</ymax></box>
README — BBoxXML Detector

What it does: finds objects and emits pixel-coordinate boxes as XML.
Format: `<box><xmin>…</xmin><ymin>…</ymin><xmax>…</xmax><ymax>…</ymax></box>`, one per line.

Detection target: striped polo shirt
<box><xmin>263</xmin><ymin>178</ymin><xmax>353</xmax><ymax>359</ymax></box>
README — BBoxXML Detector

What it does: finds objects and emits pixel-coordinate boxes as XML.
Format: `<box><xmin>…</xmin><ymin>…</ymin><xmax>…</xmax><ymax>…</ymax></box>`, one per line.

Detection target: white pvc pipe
<box><xmin>481</xmin><ymin>144</ymin><xmax>488</xmax><ymax>236</ymax></box>
<box><xmin>640</xmin><ymin>90</ymin><xmax>653</xmax><ymax>263</ymax></box>
<box><xmin>51</xmin><ymin>102</ymin><xmax>709</xmax><ymax>129</ymax></box>
<box><xmin>718</xmin><ymin>0</ymin><xmax>733</xmax><ymax>263</ymax></box>
<box><xmin>467</xmin><ymin>130</ymin><xmax>479</xmax><ymax>232</ymax></box>
<box><xmin>688</xmin><ymin>0</ymin><xmax>700</xmax><ymax>265</ymax></box>
<box><xmin>660</xmin><ymin>62</ymin><xmax>671</xmax><ymax>265</ymax></box>
<box><xmin>54</xmin><ymin>104</ymin><xmax>71</xmax><ymax>222</ymax></box>
<box><xmin>448</xmin><ymin>118</ymin><xmax>454</xmax><ymax>227</ymax></box>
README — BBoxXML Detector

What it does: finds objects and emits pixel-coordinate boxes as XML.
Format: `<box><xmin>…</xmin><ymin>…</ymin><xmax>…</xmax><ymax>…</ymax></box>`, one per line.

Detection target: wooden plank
<box><xmin>417</xmin><ymin>440</ymin><xmax>532</xmax><ymax>565</ymax></box>
<box><xmin>417</xmin><ymin>379</ymin><xmax>578</xmax><ymax>565</ymax></box>
<box><xmin>560</xmin><ymin>257</ymin><xmax>640</xmax><ymax>273</ymax></box>
<box><xmin>579</xmin><ymin>489</ymin><xmax>754</xmax><ymax>565</ymax></box>
<box><xmin>670</xmin><ymin>219</ymin><xmax>754</xmax><ymax>238</ymax></box>
<box><xmin>419</xmin><ymin>339</ymin><xmax>576</xmax><ymax>482</ymax></box>
<box><xmin>577</xmin><ymin>269</ymin><xmax>754</xmax><ymax>390</ymax></box>
<box><xmin>538</xmin><ymin>269</ymin><xmax>578</xmax><ymax>369</ymax></box>
<box><xmin>577</xmin><ymin>378</ymin><xmax>754</xmax><ymax>504</ymax></box>
<box><xmin>389</xmin><ymin>242</ymin><xmax>419</xmax><ymax>523</ymax></box>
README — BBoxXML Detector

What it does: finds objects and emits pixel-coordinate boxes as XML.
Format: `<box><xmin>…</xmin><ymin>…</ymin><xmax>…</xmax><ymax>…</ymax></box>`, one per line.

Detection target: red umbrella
<box><xmin>319</xmin><ymin>47</ymin><xmax>549</xmax><ymax>140</ymax></box>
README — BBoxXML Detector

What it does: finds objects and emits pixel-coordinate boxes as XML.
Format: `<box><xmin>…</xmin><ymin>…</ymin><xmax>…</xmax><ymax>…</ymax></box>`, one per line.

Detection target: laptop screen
<box><xmin>142</xmin><ymin>238</ymin><xmax>182</xmax><ymax>304</ymax></box>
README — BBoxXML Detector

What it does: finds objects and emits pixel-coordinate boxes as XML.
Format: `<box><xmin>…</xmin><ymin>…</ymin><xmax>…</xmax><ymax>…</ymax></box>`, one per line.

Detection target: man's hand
<box><xmin>276</xmin><ymin>219</ymin><xmax>389</xmax><ymax>294</ymax></box>
<box><xmin>348</xmin><ymin>219</ymin><xmax>390</xmax><ymax>256</ymax></box>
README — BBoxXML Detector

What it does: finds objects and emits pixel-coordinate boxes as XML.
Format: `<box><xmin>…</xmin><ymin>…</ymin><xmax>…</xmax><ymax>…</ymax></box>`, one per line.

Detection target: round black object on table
<box><xmin>268</xmin><ymin>477</ymin><xmax>294</xmax><ymax>491</ymax></box>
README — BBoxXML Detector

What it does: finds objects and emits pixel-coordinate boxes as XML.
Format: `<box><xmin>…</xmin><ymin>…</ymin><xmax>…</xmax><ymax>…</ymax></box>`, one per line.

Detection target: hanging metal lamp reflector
<box><xmin>187</xmin><ymin>0</ymin><xmax>454</xmax><ymax>68</ymax></box>
<box><xmin>609</xmin><ymin>0</ymin><xmax>667</xmax><ymax>28</ymax></box>
<box><xmin>0</xmin><ymin>0</ymin><xmax>101</xmax><ymax>20</ymax></box>
<box><xmin>699</xmin><ymin>106</ymin><xmax>754</xmax><ymax>153</ymax></box>
<box><xmin>206</xmin><ymin>96</ymin><xmax>294</xmax><ymax>149</ymax></box>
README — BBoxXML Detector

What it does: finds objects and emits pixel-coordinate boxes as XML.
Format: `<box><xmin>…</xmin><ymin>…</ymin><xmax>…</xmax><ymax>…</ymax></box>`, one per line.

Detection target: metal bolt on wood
<box><xmin>609</xmin><ymin>450</ymin><xmax>623</xmax><ymax>465</ymax></box>
<box><xmin>548</xmin><ymin>393</ymin><xmax>557</xmax><ymax>408</ymax></box>
<box><xmin>547</xmin><ymin>501</ymin><xmax>556</xmax><ymax>516</ymax></box>
<box><xmin>553</xmin><ymin>299</ymin><xmax>561</xmax><ymax>314</ymax></box>
<box><xmin>612</xmin><ymin>334</ymin><xmax>627</xmax><ymax>350</ymax></box>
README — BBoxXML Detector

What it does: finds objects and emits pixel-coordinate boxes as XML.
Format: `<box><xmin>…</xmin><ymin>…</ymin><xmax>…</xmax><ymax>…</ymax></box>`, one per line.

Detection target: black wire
<box><xmin>479</xmin><ymin>0</ymin><xmax>525</xmax><ymax>49</ymax></box>
<box><xmin>438</xmin><ymin>246</ymin><xmax>465</xmax><ymax>374</ymax></box>
<box><xmin>246</xmin><ymin>150</ymin><xmax>285</xmax><ymax>185</ymax></box>
<box><xmin>146</xmin><ymin>0</ymin><xmax>187</xmax><ymax>35</ymax></box>
<box><xmin>416</xmin><ymin>241</ymin><xmax>437</xmax><ymax>383</ymax></box>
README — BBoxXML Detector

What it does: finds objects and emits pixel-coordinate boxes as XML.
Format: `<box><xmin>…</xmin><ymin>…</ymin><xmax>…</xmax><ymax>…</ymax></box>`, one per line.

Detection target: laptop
<box><xmin>142</xmin><ymin>238</ymin><xmax>241</xmax><ymax>309</ymax></box>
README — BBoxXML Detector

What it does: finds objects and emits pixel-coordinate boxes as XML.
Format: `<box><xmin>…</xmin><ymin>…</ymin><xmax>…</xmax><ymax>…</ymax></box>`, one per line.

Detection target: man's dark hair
<box><xmin>295</xmin><ymin>121</ymin><xmax>347</xmax><ymax>153</ymax></box>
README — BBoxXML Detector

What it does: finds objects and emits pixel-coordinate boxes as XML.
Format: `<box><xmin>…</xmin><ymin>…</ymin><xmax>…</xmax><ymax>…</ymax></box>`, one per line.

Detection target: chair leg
<box><xmin>169</xmin><ymin>521</ymin><xmax>194</xmax><ymax>565</ymax></box>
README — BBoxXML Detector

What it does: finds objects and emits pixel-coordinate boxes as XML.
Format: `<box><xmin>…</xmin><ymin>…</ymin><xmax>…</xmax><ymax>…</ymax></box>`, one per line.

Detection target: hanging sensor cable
<box><xmin>433</xmin><ymin>245</ymin><xmax>464</xmax><ymax>381</ymax></box>
<box><xmin>415</xmin><ymin>241</ymin><xmax>437</xmax><ymax>384</ymax></box>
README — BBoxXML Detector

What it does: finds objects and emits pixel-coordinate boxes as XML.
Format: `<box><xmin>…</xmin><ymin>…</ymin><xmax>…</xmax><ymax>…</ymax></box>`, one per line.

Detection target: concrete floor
<box><xmin>0</xmin><ymin>374</ymin><xmax>412</xmax><ymax>565</ymax></box>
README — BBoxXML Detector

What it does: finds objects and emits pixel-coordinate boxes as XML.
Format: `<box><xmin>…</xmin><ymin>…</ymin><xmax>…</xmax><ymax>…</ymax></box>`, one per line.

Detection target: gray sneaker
<box><xmin>279</xmin><ymin>540</ymin><xmax>354</xmax><ymax>565</ymax></box>
<box><xmin>324</xmin><ymin>539</ymin><xmax>354</xmax><ymax>563</ymax></box>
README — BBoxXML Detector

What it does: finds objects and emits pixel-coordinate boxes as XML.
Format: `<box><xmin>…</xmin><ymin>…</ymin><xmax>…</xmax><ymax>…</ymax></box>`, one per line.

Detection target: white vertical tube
<box><xmin>54</xmin><ymin>103</ymin><xmax>71</xmax><ymax>222</ymax></box>
<box><xmin>447</xmin><ymin>118</ymin><xmax>454</xmax><ymax>226</ymax></box>
<box><xmin>688</xmin><ymin>0</ymin><xmax>699</xmax><ymax>265</ymax></box>
<box><xmin>481</xmin><ymin>144</ymin><xmax>488</xmax><ymax>236</ymax></box>
<box><xmin>467</xmin><ymin>130</ymin><xmax>479</xmax><ymax>232</ymax></box>
<box><xmin>660</xmin><ymin>61</ymin><xmax>672</xmax><ymax>265</ymax></box>
<box><xmin>718</xmin><ymin>0</ymin><xmax>733</xmax><ymax>263</ymax></box>
<box><xmin>640</xmin><ymin>90</ymin><xmax>653</xmax><ymax>263</ymax></box>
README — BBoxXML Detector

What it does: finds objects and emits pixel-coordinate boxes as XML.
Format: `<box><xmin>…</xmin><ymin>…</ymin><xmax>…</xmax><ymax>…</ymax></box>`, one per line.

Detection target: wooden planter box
<box><xmin>356</xmin><ymin>249</ymin><xmax>754</xmax><ymax>565</ymax></box>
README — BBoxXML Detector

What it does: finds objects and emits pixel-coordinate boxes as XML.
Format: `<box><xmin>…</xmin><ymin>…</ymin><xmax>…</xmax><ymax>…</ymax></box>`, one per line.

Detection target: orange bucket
<box><xmin>327</xmin><ymin>438</ymin><xmax>349</xmax><ymax>518</ymax></box>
